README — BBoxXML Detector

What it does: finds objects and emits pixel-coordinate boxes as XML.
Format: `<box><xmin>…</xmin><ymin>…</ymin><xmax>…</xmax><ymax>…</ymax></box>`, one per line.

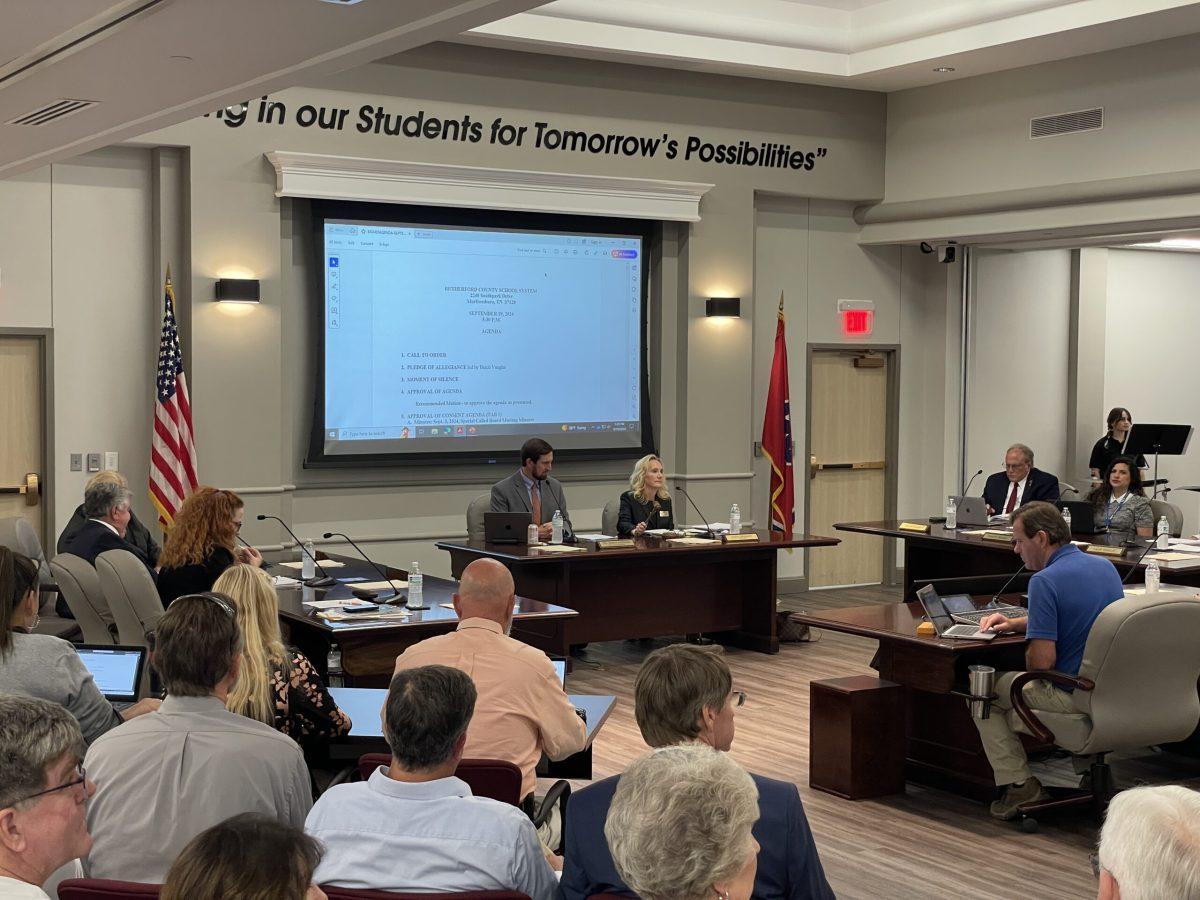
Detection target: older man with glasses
<box><xmin>560</xmin><ymin>643</ymin><xmax>832</xmax><ymax>900</ymax></box>
<box><xmin>0</xmin><ymin>695</ymin><xmax>94</xmax><ymax>898</ymax></box>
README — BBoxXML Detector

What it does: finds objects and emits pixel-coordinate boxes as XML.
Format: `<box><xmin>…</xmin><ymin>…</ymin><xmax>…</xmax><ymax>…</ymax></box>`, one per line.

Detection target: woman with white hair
<box><xmin>605</xmin><ymin>744</ymin><xmax>760</xmax><ymax>900</ymax></box>
<box><xmin>617</xmin><ymin>454</ymin><xmax>674</xmax><ymax>536</ymax></box>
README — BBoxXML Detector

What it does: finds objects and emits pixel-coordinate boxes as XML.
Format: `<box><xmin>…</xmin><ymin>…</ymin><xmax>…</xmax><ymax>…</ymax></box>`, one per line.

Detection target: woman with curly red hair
<box><xmin>156</xmin><ymin>487</ymin><xmax>262</xmax><ymax>605</ymax></box>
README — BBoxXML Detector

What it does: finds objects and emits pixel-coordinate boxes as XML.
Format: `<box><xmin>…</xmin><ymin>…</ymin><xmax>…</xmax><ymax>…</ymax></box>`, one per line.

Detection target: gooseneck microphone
<box><xmin>990</xmin><ymin>564</ymin><xmax>1027</xmax><ymax>605</ymax></box>
<box><xmin>323</xmin><ymin>531</ymin><xmax>404</xmax><ymax>603</ymax></box>
<box><xmin>1121</xmin><ymin>539</ymin><xmax>1158</xmax><ymax>585</ymax></box>
<box><xmin>256</xmin><ymin>514</ymin><xmax>337</xmax><ymax>587</ymax></box>
<box><xmin>953</xmin><ymin>468</ymin><xmax>985</xmax><ymax>520</ymax></box>
<box><xmin>673</xmin><ymin>484</ymin><xmax>716</xmax><ymax>539</ymax></box>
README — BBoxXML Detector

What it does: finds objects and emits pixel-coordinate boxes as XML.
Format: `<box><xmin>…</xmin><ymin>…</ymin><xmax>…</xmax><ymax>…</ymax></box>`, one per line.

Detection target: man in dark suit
<box><xmin>490</xmin><ymin>437</ymin><xmax>573</xmax><ymax>542</ymax></box>
<box><xmin>982</xmin><ymin>443</ymin><xmax>1060</xmax><ymax>515</ymax></box>
<box><xmin>559</xmin><ymin>644</ymin><xmax>833</xmax><ymax>900</ymax></box>
<box><xmin>63</xmin><ymin>482</ymin><xmax>155</xmax><ymax>570</ymax></box>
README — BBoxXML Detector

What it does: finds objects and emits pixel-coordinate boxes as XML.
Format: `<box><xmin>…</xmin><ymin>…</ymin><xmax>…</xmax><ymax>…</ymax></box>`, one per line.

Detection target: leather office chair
<box><xmin>1149</xmin><ymin>499</ymin><xmax>1184</xmax><ymax>537</ymax></box>
<box><xmin>51</xmin><ymin>553</ymin><xmax>118</xmax><ymax>644</ymax></box>
<box><xmin>323</xmin><ymin>889</ymin><xmax>528</xmax><ymax>899</ymax></box>
<box><xmin>601</xmin><ymin>499</ymin><xmax>620</xmax><ymax>536</ymax></box>
<box><xmin>1009</xmin><ymin>593</ymin><xmax>1200</xmax><ymax>829</ymax></box>
<box><xmin>1057</xmin><ymin>480</ymin><xmax>1079</xmax><ymax>498</ymax></box>
<box><xmin>58</xmin><ymin>879</ymin><xmax>160</xmax><ymax>899</ymax></box>
<box><xmin>0</xmin><ymin>515</ymin><xmax>77</xmax><ymax>640</ymax></box>
<box><xmin>95</xmin><ymin>549</ymin><xmax>163</xmax><ymax>645</ymax></box>
<box><xmin>466</xmin><ymin>493</ymin><xmax>490</xmax><ymax>542</ymax></box>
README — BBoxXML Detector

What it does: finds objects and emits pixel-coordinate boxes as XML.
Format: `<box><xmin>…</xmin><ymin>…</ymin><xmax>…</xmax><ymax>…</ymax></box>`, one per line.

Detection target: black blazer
<box><xmin>58</xmin><ymin>504</ymin><xmax>161</xmax><ymax>566</ymax></box>
<box><xmin>616</xmin><ymin>491</ymin><xmax>674</xmax><ymax>535</ymax></box>
<box><xmin>156</xmin><ymin>546</ymin><xmax>236</xmax><ymax>606</ymax></box>
<box><xmin>982</xmin><ymin>467</ymin><xmax>1060</xmax><ymax>514</ymax></box>
<box><xmin>560</xmin><ymin>771</ymin><xmax>834</xmax><ymax>900</ymax></box>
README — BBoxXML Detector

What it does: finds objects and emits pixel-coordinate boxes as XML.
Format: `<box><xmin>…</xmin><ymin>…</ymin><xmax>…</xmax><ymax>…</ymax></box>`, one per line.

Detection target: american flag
<box><xmin>149</xmin><ymin>271</ymin><xmax>198</xmax><ymax>529</ymax></box>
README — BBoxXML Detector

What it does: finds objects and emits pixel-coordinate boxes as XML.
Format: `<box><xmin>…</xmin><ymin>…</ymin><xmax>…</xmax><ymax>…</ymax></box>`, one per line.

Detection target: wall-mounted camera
<box><xmin>919</xmin><ymin>240</ymin><xmax>958</xmax><ymax>264</ymax></box>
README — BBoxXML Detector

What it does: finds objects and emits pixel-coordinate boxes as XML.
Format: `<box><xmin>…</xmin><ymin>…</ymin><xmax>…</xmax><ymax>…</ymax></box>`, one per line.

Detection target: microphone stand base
<box><xmin>304</xmin><ymin>576</ymin><xmax>338</xmax><ymax>588</ymax></box>
<box><xmin>404</xmin><ymin>605</ymin><xmax>430</xmax><ymax>612</ymax></box>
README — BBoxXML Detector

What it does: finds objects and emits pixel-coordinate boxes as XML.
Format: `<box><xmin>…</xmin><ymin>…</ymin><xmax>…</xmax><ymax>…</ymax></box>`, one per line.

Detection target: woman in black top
<box><xmin>156</xmin><ymin>487</ymin><xmax>262</xmax><ymax>605</ymax></box>
<box><xmin>618</xmin><ymin>454</ymin><xmax>675</xmax><ymax>536</ymax></box>
<box><xmin>1089</xmin><ymin>407</ymin><xmax>1148</xmax><ymax>485</ymax></box>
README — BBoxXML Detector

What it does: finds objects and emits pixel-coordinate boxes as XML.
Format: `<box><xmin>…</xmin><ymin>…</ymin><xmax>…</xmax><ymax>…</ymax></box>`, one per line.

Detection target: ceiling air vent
<box><xmin>6</xmin><ymin>98</ymin><xmax>99</xmax><ymax>127</ymax></box>
<box><xmin>1030</xmin><ymin>107</ymin><xmax>1103</xmax><ymax>139</ymax></box>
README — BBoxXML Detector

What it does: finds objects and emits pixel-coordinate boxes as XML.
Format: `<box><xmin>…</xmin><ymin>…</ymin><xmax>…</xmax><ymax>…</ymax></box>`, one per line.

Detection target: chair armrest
<box><xmin>38</xmin><ymin>581</ymin><xmax>60</xmax><ymax>594</ymax></box>
<box><xmin>1009</xmin><ymin>670</ymin><xmax>1095</xmax><ymax>743</ymax></box>
<box><xmin>322</xmin><ymin>764</ymin><xmax>358</xmax><ymax>794</ymax></box>
<box><xmin>533</xmin><ymin>779</ymin><xmax>571</xmax><ymax>830</ymax></box>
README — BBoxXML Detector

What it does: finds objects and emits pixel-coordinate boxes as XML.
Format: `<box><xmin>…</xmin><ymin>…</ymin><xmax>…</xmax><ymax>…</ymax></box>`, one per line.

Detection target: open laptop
<box><xmin>484</xmin><ymin>511</ymin><xmax>533</xmax><ymax>544</ymax></box>
<box><xmin>75</xmin><ymin>645</ymin><xmax>146</xmax><ymax>710</ymax></box>
<box><xmin>551</xmin><ymin>657</ymin><xmax>567</xmax><ymax>688</ymax></box>
<box><xmin>950</xmin><ymin>496</ymin><xmax>989</xmax><ymax>527</ymax></box>
<box><xmin>938</xmin><ymin>591</ymin><xmax>1026</xmax><ymax>626</ymax></box>
<box><xmin>915</xmin><ymin>585</ymin><xmax>995</xmax><ymax>640</ymax></box>
<box><xmin>1059</xmin><ymin>499</ymin><xmax>1105</xmax><ymax>535</ymax></box>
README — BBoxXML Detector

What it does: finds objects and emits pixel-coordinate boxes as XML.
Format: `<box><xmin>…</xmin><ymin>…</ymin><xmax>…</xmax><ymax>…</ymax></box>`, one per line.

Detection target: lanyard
<box><xmin>1105</xmin><ymin>493</ymin><xmax>1130</xmax><ymax>528</ymax></box>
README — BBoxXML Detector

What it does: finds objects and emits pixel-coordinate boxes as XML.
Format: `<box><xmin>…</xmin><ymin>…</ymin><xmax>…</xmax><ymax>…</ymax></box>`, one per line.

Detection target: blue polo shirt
<box><xmin>1026</xmin><ymin>543</ymin><xmax>1124</xmax><ymax>677</ymax></box>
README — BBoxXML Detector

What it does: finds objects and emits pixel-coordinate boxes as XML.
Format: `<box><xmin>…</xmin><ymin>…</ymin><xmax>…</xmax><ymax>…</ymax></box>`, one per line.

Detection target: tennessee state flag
<box><xmin>762</xmin><ymin>292</ymin><xmax>794</xmax><ymax>535</ymax></box>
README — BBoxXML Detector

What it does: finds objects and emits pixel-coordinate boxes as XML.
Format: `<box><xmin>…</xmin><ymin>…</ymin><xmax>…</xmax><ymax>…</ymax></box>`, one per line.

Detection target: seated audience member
<box><xmin>83</xmin><ymin>592</ymin><xmax>312</xmax><ymax>882</ymax></box>
<box><xmin>1089</xmin><ymin>407</ymin><xmax>1148</xmax><ymax>486</ymax></box>
<box><xmin>393</xmin><ymin>558</ymin><xmax>586</xmax><ymax>836</ymax></box>
<box><xmin>57</xmin><ymin>470</ymin><xmax>161</xmax><ymax>565</ymax></box>
<box><xmin>0</xmin><ymin>695</ymin><xmax>95</xmax><ymax>899</ymax></box>
<box><xmin>1096</xmin><ymin>785</ymin><xmax>1200</xmax><ymax>900</ymax></box>
<box><xmin>162</xmin><ymin>813</ymin><xmax>326</xmax><ymax>900</ymax></box>
<box><xmin>306</xmin><ymin>665</ymin><xmax>556</xmax><ymax>900</ymax></box>
<box><xmin>973</xmin><ymin>502</ymin><xmax>1124</xmax><ymax>819</ymax></box>
<box><xmin>982</xmin><ymin>443</ymin><xmax>1060</xmax><ymax>516</ymax></box>
<box><xmin>617</xmin><ymin>453</ymin><xmax>675</xmax><ymax>536</ymax></box>
<box><xmin>0</xmin><ymin>548</ymin><xmax>157</xmax><ymax>745</ymax></box>
<box><xmin>1087</xmin><ymin>457</ymin><xmax>1153</xmax><ymax>542</ymax></box>
<box><xmin>61</xmin><ymin>481</ymin><xmax>155</xmax><ymax>573</ymax></box>
<box><xmin>606</xmin><ymin>744</ymin><xmax>760</xmax><ymax>900</ymax></box>
<box><xmin>156</xmin><ymin>487</ymin><xmax>262</xmax><ymax>605</ymax></box>
<box><xmin>561</xmin><ymin>643</ymin><xmax>832</xmax><ymax>900</ymax></box>
<box><xmin>215</xmin><ymin>564</ymin><xmax>351</xmax><ymax>742</ymax></box>
<box><xmin>490</xmin><ymin>438</ymin><xmax>574</xmax><ymax>542</ymax></box>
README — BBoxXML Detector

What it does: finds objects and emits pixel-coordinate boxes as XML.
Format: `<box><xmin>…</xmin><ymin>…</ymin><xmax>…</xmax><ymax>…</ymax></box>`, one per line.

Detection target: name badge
<box><xmin>659</xmin><ymin>509</ymin><xmax>668</xmax><ymax>518</ymax></box>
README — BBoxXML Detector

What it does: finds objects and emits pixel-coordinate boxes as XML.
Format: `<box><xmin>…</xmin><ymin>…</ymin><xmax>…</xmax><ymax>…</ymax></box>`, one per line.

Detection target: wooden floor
<box><xmin>563</xmin><ymin>584</ymin><xmax>1200</xmax><ymax>900</ymax></box>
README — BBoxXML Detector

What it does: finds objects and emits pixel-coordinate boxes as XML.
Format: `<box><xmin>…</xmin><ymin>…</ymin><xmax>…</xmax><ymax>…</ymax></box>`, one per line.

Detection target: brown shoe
<box><xmin>989</xmin><ymin>777</ymin><xmax>1048</xmax><ymax>820</ymax></box>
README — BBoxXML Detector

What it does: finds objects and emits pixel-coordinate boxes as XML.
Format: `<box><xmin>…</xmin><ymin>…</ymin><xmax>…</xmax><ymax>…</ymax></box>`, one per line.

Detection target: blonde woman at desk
<box><xmin>618</xmin><ymin>454</ymin><xmax>675</xmax><ymax>536</ymax></box>
<box><xmin>1087</xmin><ymin>457</ymin><xmax>1153</xmax><ymax>542</ymax></box>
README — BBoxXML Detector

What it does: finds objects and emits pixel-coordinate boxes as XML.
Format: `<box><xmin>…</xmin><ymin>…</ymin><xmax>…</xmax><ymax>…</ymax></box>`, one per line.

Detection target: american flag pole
<box><xmin>149</xmin><ymin>266</ymin><xmax>199</xmax><ymax>529</ymax></box>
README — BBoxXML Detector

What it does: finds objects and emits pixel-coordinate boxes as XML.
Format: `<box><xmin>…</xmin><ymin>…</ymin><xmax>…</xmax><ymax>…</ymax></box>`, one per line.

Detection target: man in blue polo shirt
<box><xmin>974</xmin><ymin>500</ymin><xmax>1124</xmax><ymax>820</ymax></box>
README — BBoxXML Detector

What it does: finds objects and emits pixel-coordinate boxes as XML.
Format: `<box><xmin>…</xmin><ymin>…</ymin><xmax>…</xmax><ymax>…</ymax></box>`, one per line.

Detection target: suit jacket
<box><xmin>490</xmin><ymin>471</ymin><xmax>574</xmax><ymax>541</ymax></box>
<box><xmin>982</xmin><ymin>467</ymin><xmax>1060</xmax><ymax>514</ymax></box>
<box><xmin>58</xmin><ymin>504</ymin><xmax>161</xmax><ymax>566</ymax></box>
<box><xmin>559</xmin><ymin>770</ymin><xmax>833</xmax><ymax>900</ymax></box>
<box><xmin>616</xmin><ymin>491</ymin><xmax>674</xmax><ymax>535</ymax></box>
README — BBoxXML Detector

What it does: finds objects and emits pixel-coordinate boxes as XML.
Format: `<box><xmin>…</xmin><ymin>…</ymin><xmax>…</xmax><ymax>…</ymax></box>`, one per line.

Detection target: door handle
<box><xmin>0</xmin><ymin>473</ymin><xmax>40</xmax><ymax>506</ymax></box>
<box><xmin>810</xmin><ymin>459</ymin><xmax>885</xmax><ymax>480</ymax></box>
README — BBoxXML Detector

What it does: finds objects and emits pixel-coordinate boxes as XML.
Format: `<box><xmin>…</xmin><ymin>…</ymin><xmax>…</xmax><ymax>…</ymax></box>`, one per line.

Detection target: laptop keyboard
<box><xmin>954</xmin><ymin>606</ymin><xmax>1024</xmax><ymax>624</ymax></box>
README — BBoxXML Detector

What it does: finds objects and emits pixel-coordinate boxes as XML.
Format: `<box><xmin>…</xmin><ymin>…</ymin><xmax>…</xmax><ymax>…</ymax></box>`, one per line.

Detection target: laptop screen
<box><xmin>75</xmin><ymin>646</ymin><xmax>145</xmax><ymax>701</ymax></box>
<box><xmin>915</xmin><ymin>585</ymin><xmax>954</xmax><ymax>634</ymax></box>
<box><xmin>552</xmin><ymin>658</ymin><xmax>567</xmax><ymax>688</ymax></box>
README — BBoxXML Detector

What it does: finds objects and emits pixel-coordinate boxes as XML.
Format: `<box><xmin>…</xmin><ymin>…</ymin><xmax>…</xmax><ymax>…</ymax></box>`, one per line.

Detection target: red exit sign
<box><xmin>840</xmin><ymin>308</ymin><xmax>874</xmax><ymax>336</ymax></box>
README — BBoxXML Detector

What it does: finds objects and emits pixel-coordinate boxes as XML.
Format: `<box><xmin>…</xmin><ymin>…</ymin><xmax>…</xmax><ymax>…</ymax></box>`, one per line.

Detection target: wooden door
<box><xmin>807</xmin><ymin>350</ymin><xmax>888</xmax><ymax>587</ymax></box>
<box><xmin>0</xmin><ymin>336</ymin><xmax>45</xmax><ymax>539</ymax></box>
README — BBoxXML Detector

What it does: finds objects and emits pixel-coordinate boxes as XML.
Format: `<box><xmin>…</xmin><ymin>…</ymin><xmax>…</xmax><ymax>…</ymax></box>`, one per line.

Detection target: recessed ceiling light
<box><xmin>933</xmin><ymin>66</ymin><xmax>955</xmax><ymax>73</ymax></box>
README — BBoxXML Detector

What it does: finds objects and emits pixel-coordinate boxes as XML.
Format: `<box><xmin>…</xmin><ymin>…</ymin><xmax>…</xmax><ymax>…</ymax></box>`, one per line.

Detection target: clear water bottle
<box><xmin>944</xmin><ymin>496</ymin><xmax>957</xmax><ymax>530</ymax></box>
<box><xmin>326</xmin><ymin>643</ymin><xmax>344</xmax><ymax>688</ymax></box>
<box><xmin>729</xmin><ymin>504</ymin><xmax>741</xmax><ymax>535</ymax></box>
<box><xmin>301</xmin><ymin>540</ymin><xmax>316</xmax><ymax>580</ymax></box>
<box><xmin>406</xmin><ymin>561</ymin><xmax>423</xmax><ymax>609</ymax></box>
<box><xmin>551</xmin><ymin>510</ymin><xmax>564</xmax><ymax>544</ymax></box>
<box><xmin>1145</xmin><ymin>557</ymin><xmax>1161</xmax><ymax>594</ymax></box>
<box><xmin>1157</xmin><ymin>515</ymin><xmax>1170</xmax><ymax>550</ymax></box>
<box><xmin>1061</xmin><ymin>505</ymin><xmax>1072</xmax><ymax>534</ymax></box>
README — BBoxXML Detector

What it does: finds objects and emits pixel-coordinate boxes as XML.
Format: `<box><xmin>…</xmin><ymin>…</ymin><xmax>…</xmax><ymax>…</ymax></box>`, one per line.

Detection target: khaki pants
<box><xmin>972</xmin><ymin>671</ymin><xmax>1078</xmax><ymax>787</ymax></box>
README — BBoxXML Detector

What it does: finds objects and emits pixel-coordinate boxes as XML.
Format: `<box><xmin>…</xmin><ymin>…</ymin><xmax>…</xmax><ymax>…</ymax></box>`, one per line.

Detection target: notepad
<box><xmin>533</xmin><ymin>544</ymin><xmax>586</xmax><ymax>553</ymax></box>
<box><xmin>667</xmin><ymin>537</ymin><xmax>721</xmax><ymax>546</ymax></box>
<box><xmin>278</xmin><ymin>559</ymin><xmax>345</xmax><ymax>570</ymax></box>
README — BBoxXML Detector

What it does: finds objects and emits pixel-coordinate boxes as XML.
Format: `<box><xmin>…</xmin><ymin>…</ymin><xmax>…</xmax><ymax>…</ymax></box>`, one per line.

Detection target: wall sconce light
<box><xmin>706</xmin><ymin>296</ymin><xmax>741</xmax><ymax>318</ymax></box>
<box><xmin>215</xmin><ymin>278</ymin><xmax>260</xmax><ymax>303</ymax></box>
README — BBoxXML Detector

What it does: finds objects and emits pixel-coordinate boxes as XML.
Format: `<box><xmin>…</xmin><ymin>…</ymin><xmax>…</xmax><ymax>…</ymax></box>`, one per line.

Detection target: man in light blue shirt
<box><xmin>305</xmin><ymin>665</ymin><xmax>556</xmax><ymax>900</ymax></box>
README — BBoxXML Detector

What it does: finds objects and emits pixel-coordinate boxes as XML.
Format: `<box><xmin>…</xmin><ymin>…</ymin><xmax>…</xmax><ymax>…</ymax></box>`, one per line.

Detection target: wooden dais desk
<box><xmin>437</xmin><ymin>530</ymin><xmax>839</xmax><ymax>654</ymax></box>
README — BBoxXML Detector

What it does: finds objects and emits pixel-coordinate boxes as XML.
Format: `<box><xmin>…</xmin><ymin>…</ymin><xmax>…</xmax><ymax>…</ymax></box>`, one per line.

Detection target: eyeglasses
<box><xmin>11</xmin><ymin>764</ymin><xmax>87</xmax><ymax>806</ymax></box>
<box><xmin>233</xmin><ymin>520</ymin><xmax>243</xmax><ymax>532</ymax></box>
<box><xmin>1089</xmin><ymin>852</ymin><xmax>1101</xmax><ymax>880</ymax></box>
<box><xmin>731</xmin><ymin>690</ymin><xmax>746</xmax><ymax>707</ymax></box>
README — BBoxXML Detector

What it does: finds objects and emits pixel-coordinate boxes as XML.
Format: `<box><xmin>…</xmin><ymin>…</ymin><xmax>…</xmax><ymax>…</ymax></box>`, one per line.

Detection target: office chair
<box><xmin>601</xmin><ymin>499</ymin><xmax>620</xmax><ymax>536</ymax></box>
<box><xmin>51</xmin><ymin>554</ymin><xmax>118</xmax><ymax>644</ymax></box>
<box><xmin>58</xmin><ymin>879</ymin><xmax>160</xmax><ymax>899</ymax></box>
<box><xmin>1008</xmin><ymin>593</ymin><xmax>1200</xmax><ymax>831</ymax></box>
<box><xmin>466</xmin><ymin>493</ymin><xmax>490</xmax><ymax>542</ymax></box>
<box><xmin>0</xmin><ymin>515</ymin><xmax>77</xmax><ymax>640</ymax></box>
<box><xmin>95</xmin><ymin>549</ymin><xmax>163</xmax><ymax>644</ymax></box>
<box><xmin>323</xmin><ymin>889</ymin><xmax>529</xmax><ymax>899</ymax></box>
<box><xmin>1057</xmin><ymin>481</ymin><xmax>1079</xmax><ymax>498</ymax></box>
<box><xmin>1148</xmin><ymin>498</ymin><xmax>1184</xmax><ymax>537</ymax></box>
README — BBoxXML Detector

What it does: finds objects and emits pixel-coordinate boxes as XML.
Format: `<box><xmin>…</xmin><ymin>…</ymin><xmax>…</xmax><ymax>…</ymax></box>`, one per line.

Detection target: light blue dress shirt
<box><xmin>306</xmin><ymin>768</ymin><xmax>556</xmax><ymax>900</ymax></box>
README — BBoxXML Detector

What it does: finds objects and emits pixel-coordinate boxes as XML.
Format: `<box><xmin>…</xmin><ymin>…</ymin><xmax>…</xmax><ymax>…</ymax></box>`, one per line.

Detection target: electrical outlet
<box><xmin>104</xmin><ymin>451</ymin><xmax>119</xmax><ymax>471</ymax></box>
<box><xmin>86</xmin><ymin>453</ymin><xmax>102</xmax><ymax>472</ymax></box>
<box><xmin>70</xmin><ymin>453</ymin><xmax>83</xmax><ymax>472</ymax></box>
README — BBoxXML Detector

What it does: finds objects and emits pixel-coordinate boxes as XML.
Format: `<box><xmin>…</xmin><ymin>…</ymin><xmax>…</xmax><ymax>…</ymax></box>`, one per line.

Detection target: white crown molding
<box><xmin>265</xmin><ymin>151</ymin><xmax>714</xmax><ymax>221</ymax></box>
